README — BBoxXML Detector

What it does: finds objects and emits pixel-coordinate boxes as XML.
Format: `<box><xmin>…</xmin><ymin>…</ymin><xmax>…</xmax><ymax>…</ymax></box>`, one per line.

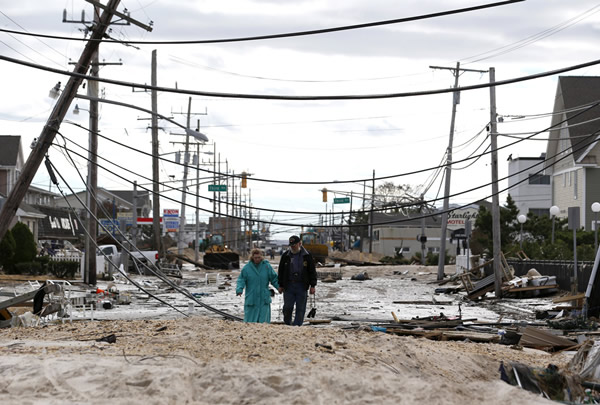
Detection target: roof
<box><xmin>551</xmin><ymin>76</ymin><xmax>600</xmax><ymax>163</ymax></box>
<box><xmin>111</xmin><ymin>190</ymin><xmax>150</xmax><ymax>204</ymax></box>
<box><xmin>0</xmin><ymin>136</ymin><xmax>21</xmax><ymax>166</ymax></box>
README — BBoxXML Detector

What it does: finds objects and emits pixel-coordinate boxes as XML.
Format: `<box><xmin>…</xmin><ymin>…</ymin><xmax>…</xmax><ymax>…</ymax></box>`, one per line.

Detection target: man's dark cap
<box><xmin>289</xmin><ymin>235</ymin><xmax>301</xmax><ymax>245</ymax></box>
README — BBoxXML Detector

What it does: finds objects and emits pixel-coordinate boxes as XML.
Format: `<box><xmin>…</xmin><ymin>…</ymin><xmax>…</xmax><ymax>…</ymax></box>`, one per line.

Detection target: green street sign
<box><xmin>208</xmin><ymin>184</ymin><xmax>227</xmax><ymax>192</ymax></box>
<box><xmin>334</xmin><ymin>197</ymin><xmax>350</xmax><ymax>204</ymax></box>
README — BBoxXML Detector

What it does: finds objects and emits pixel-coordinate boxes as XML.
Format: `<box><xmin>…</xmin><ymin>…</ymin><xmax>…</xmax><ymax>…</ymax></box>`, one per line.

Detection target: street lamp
<box><xmin>550</xmin><ymin>205</ymin><xmax>560</xmax><ymax>244</ymax></box>
<box><xmin>517</xmin><ymin>214</ymin><xmax>527</xmax><ymax>250</ymax></box>
<box><xmin>592</xmin><ymin>202</ymin><xmax>600</xmax><ymax>252</ymax></box>
<box><xmin>74</xmin><ymin>94</ymin><xmax>209</xmax><ymax>142</ymax></box>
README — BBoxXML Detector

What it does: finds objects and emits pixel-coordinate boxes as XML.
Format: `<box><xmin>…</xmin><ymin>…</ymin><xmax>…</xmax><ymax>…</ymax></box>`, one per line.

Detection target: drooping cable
<box><xmin>0</xmin><ymin>1</ymin><xmax>524</xmax><ymax>45</ymax></box>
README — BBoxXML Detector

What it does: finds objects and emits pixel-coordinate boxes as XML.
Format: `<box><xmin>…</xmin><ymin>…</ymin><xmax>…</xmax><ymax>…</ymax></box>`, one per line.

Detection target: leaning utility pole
<box><xmin>489</xmin><ymin>67</ymin><xmax>503</xmax><ymax>297</ymax></box>
<box><xmin>431</xmin><ymin>62</ymin><xmax>488</xmax><ymax>281</ymax></box>
<box><xmin>0</xmin><ymin>0</ymin><xmax>121</xmax><ymax>243</ymax></box>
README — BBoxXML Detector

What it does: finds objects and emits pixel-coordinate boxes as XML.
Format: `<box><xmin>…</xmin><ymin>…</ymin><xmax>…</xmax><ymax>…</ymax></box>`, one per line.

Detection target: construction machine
<box><xmin>203</xmin><ymin>233</ymin><xmax>240</xmax><ymax>269</ymax></box>
<box><xmin>300</xmin><ymin>229</ymin><xmax>329</xmax><ymax>264</ymax></box>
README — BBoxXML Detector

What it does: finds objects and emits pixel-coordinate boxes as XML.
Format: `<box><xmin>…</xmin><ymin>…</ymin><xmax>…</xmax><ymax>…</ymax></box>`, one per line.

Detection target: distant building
<box><xmin>508</xmin><ymin>154</ymin><xmax>551</xmax><ymax>217</ymax></box>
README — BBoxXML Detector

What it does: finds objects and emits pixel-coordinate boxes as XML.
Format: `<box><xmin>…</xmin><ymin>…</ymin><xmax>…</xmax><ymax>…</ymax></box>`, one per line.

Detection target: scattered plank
<box><xmin>505</xmin><ymin>284</ymin><xmax>559</xmax><ymax>293</ymax></box>
<box><xmin>519</xmin><ymin>326</ymin><xmax>576</xmax><ymax>350</ymax></box>
<box><xmin>392</xmin><ymin>300</ymin><xmax>453</xmax><ymax>305</ymax></box>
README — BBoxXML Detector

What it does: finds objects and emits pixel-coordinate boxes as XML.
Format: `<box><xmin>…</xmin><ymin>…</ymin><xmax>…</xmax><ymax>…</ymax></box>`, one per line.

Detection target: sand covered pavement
<box><xmin>0</xmin><ymin>314</ymin><xmax>567</xmax><ymax>405</ymax></box>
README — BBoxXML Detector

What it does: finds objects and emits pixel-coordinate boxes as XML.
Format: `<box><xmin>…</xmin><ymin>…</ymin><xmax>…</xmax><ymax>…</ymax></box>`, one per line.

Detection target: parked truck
<box><xmin>97</xmin><ymin>244</ymin><xmax>159</xmax><ymax>275</ymax></box>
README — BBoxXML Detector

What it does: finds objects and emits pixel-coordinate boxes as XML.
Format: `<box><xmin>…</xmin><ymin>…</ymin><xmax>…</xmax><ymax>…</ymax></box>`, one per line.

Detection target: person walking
<box><xmin>277</xmin><ymin>235</ymin><xmax>317</xmax><ymax>326</ymax></box>
<box><xmin>236</xmin><ymin>248</ymin><xmax>280</xmax><ymax>323</ymax></box>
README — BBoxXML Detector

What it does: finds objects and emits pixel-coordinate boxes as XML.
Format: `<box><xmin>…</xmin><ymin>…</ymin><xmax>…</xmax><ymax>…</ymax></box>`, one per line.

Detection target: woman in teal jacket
<box><xmin>236</xmin><ymin>248</ymin><xmax>280</xmax><ymax>323</ymax></box>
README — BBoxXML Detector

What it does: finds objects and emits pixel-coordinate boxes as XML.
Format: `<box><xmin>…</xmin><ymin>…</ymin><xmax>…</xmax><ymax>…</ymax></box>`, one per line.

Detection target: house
<box><xmin>24</xmin><ymin>184</ymin><xmax>59</xmax><ymax>207</ymax></box>
<box><xmin>0</xmin><ymin>135</ymin><xmax>51</xmax><ymax>239</ymax></box>
<box><xmin>545</xmin><ymin>76</ymin><xmax>600</xmax><ymax>230</ymax></box>
<box><xmin>0</xmin><ymin>136</ymin><xmax>24</xmax><ymax>196</ymax></box>
<box><xmin>507</xmin><ymin>154</ymin><xmax>552</xmax><ymax>216</ymax></box>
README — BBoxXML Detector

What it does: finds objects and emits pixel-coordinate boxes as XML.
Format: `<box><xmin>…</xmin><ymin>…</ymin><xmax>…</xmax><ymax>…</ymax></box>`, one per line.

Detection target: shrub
<box><xmin>10</xmin><ymin>262</ymin><xmax>43</xmax><ymax>275</ymax></box>
<box><xmin>12</xmin><ymin>222</ymin><xmax>37</xmax><ymax>264</ymax></box>
<box><xmin>0</xmin><ymin>229</ymin><xmax>16</xmax><ymax>272</ymax></box>
<box><xmin>48</xmin><ymin>260</ymin><xmax>79</xmax><ymax>279</ymax></box>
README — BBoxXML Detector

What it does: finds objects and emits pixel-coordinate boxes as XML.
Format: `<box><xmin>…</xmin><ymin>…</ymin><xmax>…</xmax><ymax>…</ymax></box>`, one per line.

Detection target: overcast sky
<box><xmin>1</xmin><ymin>0</ymin><xmax>600</xmax><ymax>239</ymax></box>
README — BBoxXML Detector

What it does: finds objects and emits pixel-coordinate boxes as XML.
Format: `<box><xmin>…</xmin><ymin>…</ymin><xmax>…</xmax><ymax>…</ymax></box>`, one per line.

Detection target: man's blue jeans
<box><xmin>283</xmin><ymin>283</ymin><xmax>308</xmax><ymax>326</ymax></box>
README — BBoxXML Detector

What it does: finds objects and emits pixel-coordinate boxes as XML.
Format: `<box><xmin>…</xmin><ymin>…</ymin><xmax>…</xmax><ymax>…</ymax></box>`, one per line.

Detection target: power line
<box><xmin>52</xmin><ymin>119</ymin><xmax>600</xmax><ymax>227</ymax></box>
<box><xmin>3</xmin><ymin>52</ymin><xmax>600</xmax><ymax>101</ymax></box>
<box><xmin>0</xmin><ymin>1</ymin><xmax>524</xmax><ymax>45</ymax></box>
<box><xmin>63</xmin><ymin>98</ymin><xmax>600</xmax><ymax>187</ymax></box>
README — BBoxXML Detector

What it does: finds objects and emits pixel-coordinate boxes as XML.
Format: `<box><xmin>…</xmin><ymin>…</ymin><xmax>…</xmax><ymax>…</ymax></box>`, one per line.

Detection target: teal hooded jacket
<box><xmin>236</xmin><ymin>259</ymin><xmax>280</xmax><ymax>323</ymax></box>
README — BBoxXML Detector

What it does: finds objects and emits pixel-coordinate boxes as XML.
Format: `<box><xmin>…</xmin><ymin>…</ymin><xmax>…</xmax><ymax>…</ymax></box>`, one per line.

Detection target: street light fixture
<box><xmin>48</xmin><ymin>82</ymin><xmax>61</xmax><ymax>99</ymax></box>
<box><xmin>74</xmin><ymin>93</ymin><xmax>209</xmax><ymax>142</ymax></box>
<box><xmin>592</xmin><ymin>202</ymin><xmax>600</xmax><ymax>252</ymax></box>
<box><xmin>517</xmin><ymin>214</ymin><xmax>527</xmax><ymax>250</ymax></box>
<box><xmin>550</xmin><ymin>205</ymin><xmax>560</xmax><ymax>244</ymax></box>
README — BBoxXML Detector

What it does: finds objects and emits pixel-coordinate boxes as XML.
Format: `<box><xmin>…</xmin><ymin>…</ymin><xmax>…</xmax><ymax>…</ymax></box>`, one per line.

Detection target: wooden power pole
<box><xmin>430</xmin><ymin>62</ymin><xmax>488</xmax><ymax>281</ymax></box>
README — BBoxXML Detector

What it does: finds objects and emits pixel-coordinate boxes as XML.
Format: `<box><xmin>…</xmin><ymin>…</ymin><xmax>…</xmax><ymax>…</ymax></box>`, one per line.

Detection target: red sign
<box><xmin>137</xmin><ymin>217</ymin><xmax>162</xmax><ymax>224</ymax></box>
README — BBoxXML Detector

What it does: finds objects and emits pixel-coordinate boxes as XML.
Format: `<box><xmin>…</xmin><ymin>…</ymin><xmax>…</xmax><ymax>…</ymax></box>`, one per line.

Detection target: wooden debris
<box><xmin>385</xmin><ymin>328</ymin><xmax>500</xmax><ymax>343</ymax></box>
<box><xmin>392</xmin><ymin>300</ymin><xmax>453</xmax><ymax>305</ymax></box>
<box><xmin>519</xmin><ymin>326</ymin><xmax>576</xmax><ymax>350</ymax></box>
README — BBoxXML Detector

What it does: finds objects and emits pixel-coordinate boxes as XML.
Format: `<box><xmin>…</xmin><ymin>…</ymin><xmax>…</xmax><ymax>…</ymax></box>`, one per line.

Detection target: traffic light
<box><xmin>241</xmin><ymin>172</ymin><xmax>247</xmax><ymax>188</ymax></box>
<box><xmin>322</xmin><ymin>188</ymin><xmax>327</xmax><ymax>202</ymax></box>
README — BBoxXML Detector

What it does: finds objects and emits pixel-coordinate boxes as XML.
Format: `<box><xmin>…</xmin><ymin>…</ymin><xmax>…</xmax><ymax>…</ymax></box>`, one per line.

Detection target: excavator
<box><xmin>203</xmin><ymin>233</ymin><xmax>240</xmax><ymax>269</ymax></box>
<box><xmin>300</xmin><ymin>229</ymin><xmax>329</xmax><ymax>264</ymax></box>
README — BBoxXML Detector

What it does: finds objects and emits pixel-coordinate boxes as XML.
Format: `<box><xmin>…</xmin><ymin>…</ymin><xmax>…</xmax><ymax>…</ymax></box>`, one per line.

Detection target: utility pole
<box><xmin>489</xmin><ymin>67</ymin><xmax>503</xmax><ymax>298</ymax></box>
<box><xmin>65</xmin><ymin>4</ymin><xmax>123</xmax><ymax>285</ymax></box>
<box><xmin>212</xmin><ymin>143</ymin><xmax>216</xmax><ymax>234</ymax></box>
<box><xmin>420</xmin><ymin>195</ymin><xmax>426</xmax><ymax>265</ymax></box>
<box><xmin>171</xmin><ymin>99</ymin><xmax>207</xmax><ymax>255</ymax></box>
<box><xmin>150</xmin><ymin>50</ymin><xmax>162</xmax><ymax>257</ymax></box>
<box><xmin>0</xmin><ymin>0</ymin><xmax>121</xmax><ymax>245</ymax></box>
<box><xmin>369</xmin><ymin>169</ymin><xmax>375</xmax><ymax>254</ymax></box>
<box><xmin>431</xmin><ymin>62</ymin><xmax>488</xmax><ymax>280</ymax></box>
<box><xmin>176</xmin><ymin>97</ymin><xmax>192</xmax><ymax>255</ymax></box>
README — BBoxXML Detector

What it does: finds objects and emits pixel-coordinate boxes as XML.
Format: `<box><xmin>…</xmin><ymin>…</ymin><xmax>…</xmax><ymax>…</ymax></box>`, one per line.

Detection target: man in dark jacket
<box><xmin>277</xmin><ymin>235</ymin><xmax>317</xmax><ymax>326</ymax></box>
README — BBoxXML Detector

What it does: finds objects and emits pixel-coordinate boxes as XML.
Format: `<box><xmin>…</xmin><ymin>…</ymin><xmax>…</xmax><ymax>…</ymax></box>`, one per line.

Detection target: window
<box><xmin>529</xmin><ymin>208</ymin><xmax>550</xmax><ymax>217</ymax></box>
<box><xmin>373</xmin><ymin>230</ymin><xmax>379</xmax><ymax>241</ymax></box>
<box><xmin>528</xmin><ymin>174</ymin><xmax>550</xmax><ymax>185</ymax></box>
<box><xmin>428</xmin><ymin>247</ymin><xmax>440</xmax><ymax>253</ymax></box>
<box><xmin>574</xmin><ymin>171</ymin><xmax>578</xmax><ymax>199</ymax></box>
<box><xmin>401</xmin><ymin>247</ymin><xmax>410</xmax><ymax>253</ymax></box>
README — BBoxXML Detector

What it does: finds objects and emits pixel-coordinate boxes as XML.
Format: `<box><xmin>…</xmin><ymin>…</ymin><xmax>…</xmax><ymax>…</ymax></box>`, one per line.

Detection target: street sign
<box><xmin>334</xmin><ymin>197</ymin><xmax>350</xmax><ymax>204</ymax></box>
<box><xmin>208</xmin><ymin>184</ymin><xmax>227</xmax><ymax>192</ymax></box>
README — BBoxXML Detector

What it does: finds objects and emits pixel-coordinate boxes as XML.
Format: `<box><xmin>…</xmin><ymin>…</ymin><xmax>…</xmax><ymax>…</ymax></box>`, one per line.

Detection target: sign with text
<box><xmin>163</xmin><ymin>209</ymin><xmax>179</xmax><ymax>217</ymax></box>
<box><xmin>99</xmin><ymin>219</ymin><xmax>119</xmax><ymax>235</ymax></box>
<box><xmin>208</xmin><ymin>184</ymin><xmax>227</xmax><ymax>192</ymax></box>
<box><xmin>334</xmin><ymin>197</ymin><xmax>350</xmax><ymax>204</ymax></box>
<box><xmin>447</xmin><ymin>207</ymin><xmax>479</xmax><ymax>230</ymax></box>
<box><xmin>164</xmin><ymin>218</ymin><xmax>180</xmax><ymax>233</ymax></box>
<box><xmin>117</xmin><ymin>212</ymin><xmax>134</xmax><ymax>226</ymax></box>
<box><xmin>163</xmin><ymin>209</ymin><xmax>180</xmax><ymax>232</ymax></box>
